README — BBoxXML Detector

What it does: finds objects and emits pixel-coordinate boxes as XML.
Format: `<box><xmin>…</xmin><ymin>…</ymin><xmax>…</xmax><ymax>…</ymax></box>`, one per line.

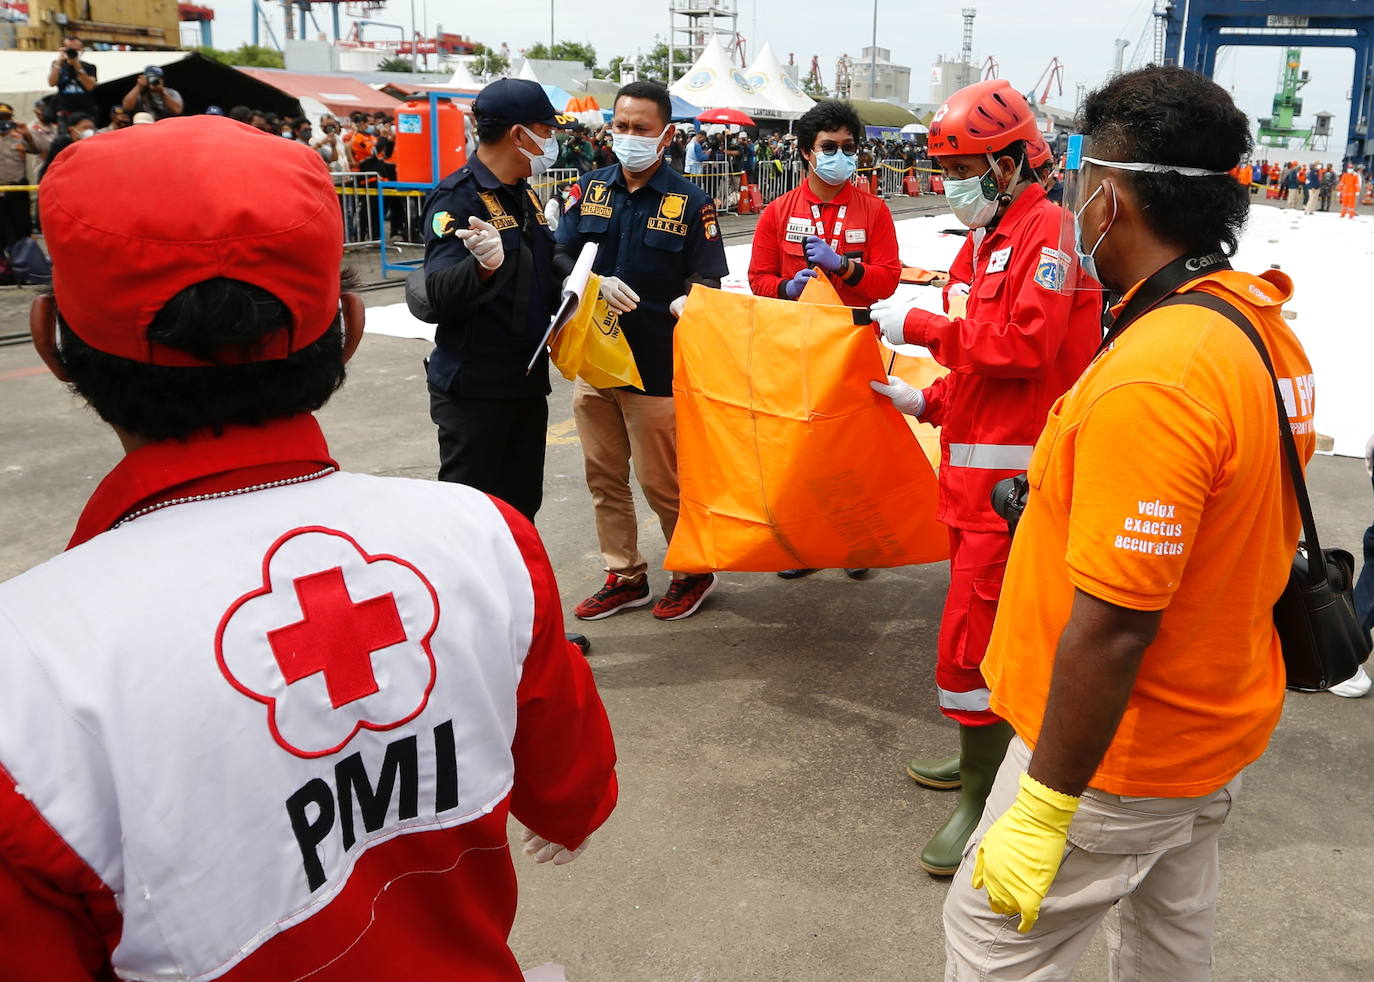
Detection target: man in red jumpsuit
<box><xmin>869</xmin><ymin>80</ymin><xmax>1102</xmax><ymax>875</ymax></box>
<box><xmin>749</xmin><ymin>98</ymin><xmax>902</xmax><ymax>580</ymax></box>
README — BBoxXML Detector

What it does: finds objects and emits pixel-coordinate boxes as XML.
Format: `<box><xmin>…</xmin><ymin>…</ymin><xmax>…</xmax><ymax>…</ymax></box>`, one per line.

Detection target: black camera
<box><xmin>149</xmin><ymin>76</ymin><xmax>163</xmax><ymax>87</ymax></box>
<box><xmin>990</xmin><ymin>473</ymin><xmax>1030</xmax><ymax>536</ymax></box>
<box><xmin>0</xmin><ymin>121</ymin><xmax>15</xmax><ymax>134</ymax></box>
<box><xmin>63</xmin><ymin>48</ymin><xmax>79</xmax><ymax>59</ymax></box>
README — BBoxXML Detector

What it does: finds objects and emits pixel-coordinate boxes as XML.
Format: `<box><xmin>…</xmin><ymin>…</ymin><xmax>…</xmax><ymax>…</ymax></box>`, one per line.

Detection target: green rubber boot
<box><xmin>905</xmin><ymin>753</ymin><xmax>961</xmax><ymax>790</ymax></box>
<box><xmin>919</xmin><ymin>721</ymin><xmax>1013</xmax><ymax>876</ymax></box>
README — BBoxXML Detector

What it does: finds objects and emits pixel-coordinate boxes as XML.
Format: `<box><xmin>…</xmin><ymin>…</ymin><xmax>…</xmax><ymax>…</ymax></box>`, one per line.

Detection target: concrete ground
<box><xmin>2</xmin><ymin>199</ymin><xmax>1372</xmax><ymax>981</ymax></box>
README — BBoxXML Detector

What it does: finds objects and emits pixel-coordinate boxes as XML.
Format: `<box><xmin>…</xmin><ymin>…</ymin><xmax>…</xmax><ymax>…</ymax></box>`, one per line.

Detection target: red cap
<box><xmin>40</xmin><ymin>117</ymin><xmax>343</xmax><ymax>367</ymax></box>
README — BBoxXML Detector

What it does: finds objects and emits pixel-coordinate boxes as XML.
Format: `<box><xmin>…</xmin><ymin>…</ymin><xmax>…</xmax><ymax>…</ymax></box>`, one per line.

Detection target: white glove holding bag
<box><xmin>871</xmin><ymin>374</ymin><xmax>926</xmax><ymax>418</ymax></box>
<box><xmin>669</xmin><ymin>294</ymin><xmax>687</xmax><ymax>319</ymax></box>
<box><xmin>870</xmin><ymin>295</ymin><xmax>924</xmax><ymax>347</ymax></box>
<box><xmin>521</xmin><ymin>826</ymin><xmax>589</xmax><ymax>866</ymax></box>
<box><xmin>455</xmin><ymin>216</ymin><xmax>504</xmax><ymax>271</ymax></box>
<box><xmin>599</xmin><ymin>276</ymin><xmax>640</xmax><ymax>314</ymax></box>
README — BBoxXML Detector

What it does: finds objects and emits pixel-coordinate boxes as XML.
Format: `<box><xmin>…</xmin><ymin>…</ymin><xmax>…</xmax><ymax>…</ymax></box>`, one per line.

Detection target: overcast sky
<box><xmin>206</xmin><ymin>0</ymin><xmax>1356</xmax><ymax>151</ymax></box>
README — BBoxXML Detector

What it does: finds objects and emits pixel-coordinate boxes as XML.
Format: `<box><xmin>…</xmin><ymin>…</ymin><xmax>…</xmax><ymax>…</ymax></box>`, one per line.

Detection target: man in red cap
<box><xmin>0</xmin><ymin>116</ymin><xmax>617</xmax><ymax>981</ymax></box>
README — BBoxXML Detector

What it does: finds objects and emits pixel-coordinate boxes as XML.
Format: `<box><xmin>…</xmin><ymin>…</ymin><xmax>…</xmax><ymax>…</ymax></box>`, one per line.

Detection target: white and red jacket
<box><xmin>901</xmin><ymin>182</ymin><xmax>1102</xmax><ymax>531</ymax></box>
<box><xmin>748</xmin><ymin>179</ymin><xmax>902</xmax><ymax>306</ymax></box>
<box><xmin>0</xmin><ymin>414</ymin><xmax>618</xmax><ymax>981</ymax></box>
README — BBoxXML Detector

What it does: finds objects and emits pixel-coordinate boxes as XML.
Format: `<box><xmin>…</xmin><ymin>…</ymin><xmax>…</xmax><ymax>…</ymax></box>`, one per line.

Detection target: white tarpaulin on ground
<box><xmin>368</xmin><ymin>204</ymin><xmax>1368</xmax><ymax>458</ymax></box>
<box><xmin>742</xmin><ymin>42</ymin><xmax>814</xmax><ymax>119</ymax></box>
<box><xmin>669</xmin><ymin>38</ymin><xmax>769</xmax><ymax>118</ymax></box>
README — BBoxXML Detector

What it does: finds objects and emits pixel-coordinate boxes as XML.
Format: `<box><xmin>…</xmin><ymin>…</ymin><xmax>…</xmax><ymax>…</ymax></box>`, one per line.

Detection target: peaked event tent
<box><xmin>669</xmin><ymin>39</ymin><xmax>771</xmax><ymax>119</ymax></box>
<box><xmin>743</xmin><ymin>42</ymin><xmax>814</xmax><ymax>119</ymax></box>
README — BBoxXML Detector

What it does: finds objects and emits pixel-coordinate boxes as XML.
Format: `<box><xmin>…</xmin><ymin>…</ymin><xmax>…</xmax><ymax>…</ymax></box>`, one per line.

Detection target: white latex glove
<box><xmin>599</xmin><ymin>275</ymin><xmax>640</xmax><ymax>314</ymax></box>
<box><xmin>669</xmin><ymin>294</ymin><xmax>687</xmax><ymax>319</ymax></box>
<box><xmin>520</xmin><ymin>826</ymin><xmax>589</xmax><ymax>866</ymax></box>
<box><xmin>870</xmin><ymin>295</ymin><xmax>923</xmax><ymax>347</ymax></box>
<box><xmin>455</xmin><ymin>216</ymin><xmax>504</xmax><ymax>271</ymax></box>
<box><xmin>871</xmin><ymin>374</ymin><xmax>926</xmax><ymax>418</ymax></box>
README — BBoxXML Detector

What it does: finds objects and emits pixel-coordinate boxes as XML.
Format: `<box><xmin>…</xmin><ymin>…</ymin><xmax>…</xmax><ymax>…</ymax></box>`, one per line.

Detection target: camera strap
<box><xmin>1097</xmin><ymin>249</ymin><xmax>1231</xmax><ymax>354</ymax></box>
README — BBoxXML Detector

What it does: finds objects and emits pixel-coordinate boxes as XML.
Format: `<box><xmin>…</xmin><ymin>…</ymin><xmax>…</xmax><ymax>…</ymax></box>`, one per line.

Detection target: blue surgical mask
<box><xmin>612</xmin><ymin>128</ymin><xmax>667</xmax><ymax>174</ymax></box>
<box><xmin>812</xmin><ymin>148</ymin><xmax>857</xmax><ymax>186</ymax></box>
<box><xmin>1073</xmin><ymin>182</ymin><xmax>1117</xmax><ymax>284</ymax></box>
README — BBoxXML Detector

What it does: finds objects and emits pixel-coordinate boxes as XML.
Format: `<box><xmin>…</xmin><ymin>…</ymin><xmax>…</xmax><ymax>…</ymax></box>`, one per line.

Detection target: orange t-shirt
<box><xmin>982</xmin><ymin>268</ymin><xmax>1315</xmax><ymax>797</ymax></box>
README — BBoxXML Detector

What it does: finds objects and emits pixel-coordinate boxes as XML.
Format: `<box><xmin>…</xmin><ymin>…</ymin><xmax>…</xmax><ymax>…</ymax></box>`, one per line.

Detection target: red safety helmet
<box><xmin>1026</xmin><ymin>136</ymin><xmax>1052</xmax><ymax>168</ymax></box>
<box><xmin>927</xmin><ymin>80</ymin><xmax>1043</xmax><ymax>158</ymax></box>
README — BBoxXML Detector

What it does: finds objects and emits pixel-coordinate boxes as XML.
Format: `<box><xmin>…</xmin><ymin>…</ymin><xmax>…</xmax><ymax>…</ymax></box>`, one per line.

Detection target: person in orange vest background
<box><xmin>866</xmin><ymin>79</ymin><xmax>1102</xmax><ymax>876</ymax></box>
<box><xmin>748</xmin><ymin>98</ymin><xmax>902</xmax><ymax>582</ymax></box>
<box><xmin>1338</xmin><ymin>164</ymin><xmax>1361</xmax><ymax>217</ymax></box>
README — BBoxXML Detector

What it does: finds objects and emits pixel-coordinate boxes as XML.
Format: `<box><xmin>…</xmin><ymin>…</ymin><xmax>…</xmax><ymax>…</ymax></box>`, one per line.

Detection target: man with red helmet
<box><xmin>869</xmin><ymin>80</ymin><xmax>1102</xmax><ymax>875</ymax></box>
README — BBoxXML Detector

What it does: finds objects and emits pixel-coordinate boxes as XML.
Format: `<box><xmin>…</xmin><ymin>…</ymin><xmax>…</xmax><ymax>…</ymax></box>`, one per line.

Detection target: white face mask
<box><xmin>515</xmin><ymin>124</ymin><xmax>558</xmax><ymax>177</ymax></box>
<box><xmin>612</xmin><ymin>128</ymin><xmax>668</xmax><ymax>173</ymax></box>
<box><xmin>77</xmin><ymin>128</ymin><xmax>95</xmax><ymax>140</ymax></box>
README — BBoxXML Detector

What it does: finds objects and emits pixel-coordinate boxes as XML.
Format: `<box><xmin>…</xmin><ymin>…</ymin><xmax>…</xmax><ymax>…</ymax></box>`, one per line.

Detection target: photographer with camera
<box><xmin>46</xmin><ymin>35</ymin><xmax>97</xmax><ymax>120</ymax></box>
<box><xmin>121</xmin><ymin>65</ymin><xmax>183</xmax><ymax>120</ymax></box>
<box><xmin>310</xmin><ymin>116</ymin><xmax>354</xmax><ymax>173</ymax></box>
<box><xmin>0</xmin><ymin>103</ymin><xmax>41</xmax><ymax>251</ymax></box>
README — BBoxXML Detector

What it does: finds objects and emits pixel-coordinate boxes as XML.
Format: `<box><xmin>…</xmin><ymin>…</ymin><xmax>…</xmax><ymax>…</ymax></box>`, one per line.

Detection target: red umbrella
<box><xmin>695</xmin><ymin>108</ymin><xmax>756</xmax><ymax>127</ymax></box>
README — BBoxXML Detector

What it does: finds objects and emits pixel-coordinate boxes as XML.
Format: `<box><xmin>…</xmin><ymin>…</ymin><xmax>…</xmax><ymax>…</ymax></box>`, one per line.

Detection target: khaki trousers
<box><xmin>1286</xmin><ymin>187</ymin><xmax>1302</xmax><ymax>208</ymax></box>
<box><xmin>1304</xmin><ymin>189</ymin><xmax>1319</xmax><ymax>214</ymax></box>
<box><xmin>944</xmin><ymin>736</ymin><xmax>1240</xmax><ymax>982</ymax></box>
<box><xmin>572</xmin><ymin>378</ymin><xmax>680</xmax><ymax>581</ymax></box>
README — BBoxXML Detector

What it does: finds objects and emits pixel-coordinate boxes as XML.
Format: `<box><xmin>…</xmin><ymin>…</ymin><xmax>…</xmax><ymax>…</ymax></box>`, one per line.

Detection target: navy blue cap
<box><xmin>473</xmin><ymin>79</ymin><xmax>577</xmax><ymax>129</ymax></box>
<box><xmin>145</xmin><ymin>65</ymin><xmax>165</xmax><ymax>78</ymax></box>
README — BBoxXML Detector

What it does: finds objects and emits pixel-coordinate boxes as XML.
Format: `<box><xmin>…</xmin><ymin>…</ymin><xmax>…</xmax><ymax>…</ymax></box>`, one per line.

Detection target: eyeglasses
<box><xmin>815</xmin><ymin>142</ymin><xmax>858</xmax><ymax>157</ymax></box>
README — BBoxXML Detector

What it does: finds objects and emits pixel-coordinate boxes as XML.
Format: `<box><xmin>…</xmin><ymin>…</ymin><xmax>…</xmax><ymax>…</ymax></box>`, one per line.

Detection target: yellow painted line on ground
<box><xmin>547</xmin><ymin>418</ymin><xmax>580</xmax><ymax>446</ymax></box>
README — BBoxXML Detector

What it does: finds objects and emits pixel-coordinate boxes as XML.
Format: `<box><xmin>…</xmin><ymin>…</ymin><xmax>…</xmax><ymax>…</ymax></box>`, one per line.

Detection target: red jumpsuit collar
<box><xmin>69</xmin><ymin>414</ymin><xmax>337</xmax><ymax>550</ymax></box>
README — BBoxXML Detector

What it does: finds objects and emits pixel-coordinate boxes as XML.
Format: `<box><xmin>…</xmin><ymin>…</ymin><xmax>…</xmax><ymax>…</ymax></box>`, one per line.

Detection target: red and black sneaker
<box><xmin>652</xmin><ymin>572</ymin><xmax>718</xmax><ymax>621</ymax></box>
<box><xmin>574</xmin><ymin>573</ymin><xmax>652</xmax><ymax>621</ymax></box>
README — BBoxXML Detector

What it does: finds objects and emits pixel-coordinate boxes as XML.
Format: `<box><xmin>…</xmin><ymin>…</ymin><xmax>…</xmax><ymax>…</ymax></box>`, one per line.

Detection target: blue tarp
<box><xmin>670</xmin><ymin>93</ymin><xmax>703</xmax><ymax>122</ymax></box>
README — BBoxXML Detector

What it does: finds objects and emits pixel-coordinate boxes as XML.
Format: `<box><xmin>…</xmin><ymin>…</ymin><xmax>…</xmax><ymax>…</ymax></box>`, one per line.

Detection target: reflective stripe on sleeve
<box><xmin>946</xmin><ymin>443</ymin><xmax>1034</xmax><ymax>470</ymax></box>
<box><xmin>938</xmin><ymin>686</ymin><xmax>992</xmax><ymax>712</ymax></box>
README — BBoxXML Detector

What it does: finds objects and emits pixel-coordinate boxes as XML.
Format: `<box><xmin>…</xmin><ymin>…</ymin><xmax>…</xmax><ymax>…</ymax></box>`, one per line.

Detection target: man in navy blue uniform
<box><xmin>421</xmin><ymin>80</ymin><xmax>591</xmax><ymax>653</ymax></box>
<box><xmin>554</xmin><ymin>81</ymin><xmax>729</xmax><ymax>623</ymax></box>
<box><xmin>420</xmin><ymin>79</ymin><xmax>574</xmax><ymax>520</ymax></box>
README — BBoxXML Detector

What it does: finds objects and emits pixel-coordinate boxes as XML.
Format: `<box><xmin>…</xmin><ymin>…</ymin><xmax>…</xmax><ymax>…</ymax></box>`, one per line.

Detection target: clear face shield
<box><xmin>1050</xmin><ymin>134</ymin><xmax>1113</xmax><ymax>294</ymax></box>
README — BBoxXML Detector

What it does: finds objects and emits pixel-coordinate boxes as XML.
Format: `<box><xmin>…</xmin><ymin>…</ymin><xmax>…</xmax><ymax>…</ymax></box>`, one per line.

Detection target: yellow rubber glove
<box><xmin>971</xmin><ymin>771</ymin><xmax>1081</xmax><ymax>933</ymax></box>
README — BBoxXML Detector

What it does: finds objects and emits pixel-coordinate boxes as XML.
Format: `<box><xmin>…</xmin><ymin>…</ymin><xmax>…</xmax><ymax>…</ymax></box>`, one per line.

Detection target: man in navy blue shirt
<box><xmin>554</xmin><ymin>81</ymin><xmax>730</xmax><ymax>623</ymax></box>
<box><xmin>420</xmin><ymin>79</ymin><xmax>575</xmax><ymax>521</ymax></box>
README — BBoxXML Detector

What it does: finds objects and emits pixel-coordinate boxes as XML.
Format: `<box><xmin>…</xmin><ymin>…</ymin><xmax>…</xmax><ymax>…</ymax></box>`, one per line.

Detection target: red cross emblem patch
<box><xmin>216</xmin><ymin>527</ymin><xmax>441</xmax><ymax>758</ymax></box>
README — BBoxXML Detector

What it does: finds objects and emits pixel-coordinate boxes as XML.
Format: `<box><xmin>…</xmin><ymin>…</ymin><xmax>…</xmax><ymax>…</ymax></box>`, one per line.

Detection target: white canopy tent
<box><xmin>743</xmin><ymin>42</ymin><xmax>814</xmax><ymax>119</ymax></box>
<box><xmin>669</xmin><ymin>38</ymin><xmax>769</xmax><ymax>119</ymax></box>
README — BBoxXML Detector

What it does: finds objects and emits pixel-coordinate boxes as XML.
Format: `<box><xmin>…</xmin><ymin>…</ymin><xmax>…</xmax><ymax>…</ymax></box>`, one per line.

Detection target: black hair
<box><xmin>991</xmin><ymin>139</ymin><xmax>1038</xmax><ymax>182</ymax></box>
<box><xmin>476</xmin><ymin>120</ymin><xmax>514</xmax><ymax>144</ymax></box>
<box><xmin>56</xmin><ymin>277</ymin><xmax>352</xmax><ymax>442</ymax></box>
<box><xmin>1079</xmin><ymin>66</ymin><xmax>1251</xmax><ymax>256</ymax></box>
<box><xmin>797</xmin><ymin>100</ymin><xmax>863</xmax><ymax>154</ymax></box>
<box><xmin>291</xmin><ymin>116</ymin><xmax>310</xmax><ymax>132</ymax></box>
<box><xmin>614</xmin><ymin>80</ymin><xmax>672</xmax><ymax>127</ymax></box>
<box><xmin>229</xmin><ymin>105</ymin><xmax>251</xmax><ymax>123</ymax></box>
<box><xmin>67</xmin><ymin>112</ymin><xmax>92</xmax><ymax>129</ymax></box>
<box><xmin>249</xmin><ymin>109</ymin><xmax>266</xmax><ymax>121</ymax></box>
<box><xmin>375</xmin><ymin>137</ymin><xmax>394</xmax><ymax>157</ymax></box>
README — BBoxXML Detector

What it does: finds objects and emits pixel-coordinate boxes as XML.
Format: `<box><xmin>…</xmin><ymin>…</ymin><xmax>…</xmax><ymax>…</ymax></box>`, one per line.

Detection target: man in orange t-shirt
<box><xmin>943</xmin><ymin>68</ymin><xmax>1316</xmax><ymax>980</ymax></box>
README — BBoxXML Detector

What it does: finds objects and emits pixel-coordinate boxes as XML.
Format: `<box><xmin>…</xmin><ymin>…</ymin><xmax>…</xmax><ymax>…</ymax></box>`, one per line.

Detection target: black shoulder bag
<box><xmin>1157</xmin><ymin>291</ymin><xmax>1371</xmax><ymax>692</ymax></box>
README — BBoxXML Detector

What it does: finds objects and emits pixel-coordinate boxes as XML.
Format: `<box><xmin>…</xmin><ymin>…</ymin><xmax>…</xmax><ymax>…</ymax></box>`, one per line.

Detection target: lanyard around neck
<box><xmin>809</xmin><ymin>201</ymin><xmax>847</xmax><ymax>250</ymax></box>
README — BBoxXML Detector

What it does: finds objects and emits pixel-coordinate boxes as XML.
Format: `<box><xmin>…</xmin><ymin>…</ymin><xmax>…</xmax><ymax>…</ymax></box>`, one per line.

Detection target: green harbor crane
<box><xmin>1257</xmin><ymin>47</ymin><xmax>1313</xmax><ymax>149</ymax></box>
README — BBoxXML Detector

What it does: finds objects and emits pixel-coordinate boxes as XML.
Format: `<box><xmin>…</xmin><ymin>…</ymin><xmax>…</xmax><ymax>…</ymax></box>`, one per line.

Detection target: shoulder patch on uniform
<box><xmin>700</xmin><ymin>201</ymin><xmax>721</xmax><ymax>241</ymax></box>
<box><xmin>431</xmin><ymin>211</ymin><xmax>457</xmax><ymax>238</ymax></box>
<box><xmin>1032</xmin><ymin>246</ymin><xmax>1069</xmax><ymax>291</ymax></box>
<box><xmin>567</xmin><ymin>181</ymin><xmax>583</xmax><ymax>205</ymax></box>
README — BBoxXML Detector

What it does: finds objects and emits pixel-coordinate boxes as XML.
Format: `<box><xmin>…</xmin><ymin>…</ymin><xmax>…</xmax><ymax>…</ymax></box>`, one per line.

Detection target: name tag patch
<box><xmin>986</xmin><ymin>246</ymin><xmax>1013</xmax><ymax>274</ymax></box>
<box><xmin>581</xmin><ymin>180</ymin><xmax>614</xmax><ymax>219</ymax></box>
<box><xmin>477</xmin><ymin>191</ymin><xmax>518</xmax><ymax>231</ymax></box>
<box><xmin>844</xmin><ymin>228</ymin><xmax>867</xmax><ymax>244</ymax></box>
<box><xmin>785</xmin><ymin>217</ymin><xmax>812</xmax><ymax>243</ymax></box>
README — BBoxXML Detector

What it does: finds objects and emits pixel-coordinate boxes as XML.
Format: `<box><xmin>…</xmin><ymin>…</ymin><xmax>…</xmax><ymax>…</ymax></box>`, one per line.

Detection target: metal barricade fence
<box><xmin>879</xmin><ymin>159</ymin><xmax>908</xmax><ymax>197</ymax></box>
<box><xmin>334</xmin><ymin>172</ymin><xmax>427</xmax><ymax>248</ymax></box>
<box><xmin>531</xmin><ymin>167</ymin><xmax>579</xmax><ymax>207</ymax></box>
<box><xmin>756</xmin><ymin>159</ymin><xmax>803</xmax><ymax>205</ymax></box>
<box><xmin>682</xmin><ymin>161</ymin><xmax>739</xmax><ymax>213</ymax></box>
